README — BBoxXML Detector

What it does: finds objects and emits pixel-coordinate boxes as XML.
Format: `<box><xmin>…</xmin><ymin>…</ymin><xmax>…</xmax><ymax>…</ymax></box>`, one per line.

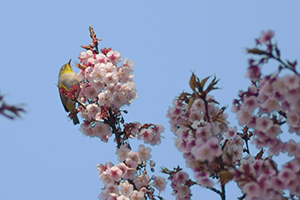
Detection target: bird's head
<box><xmin>59</xmin><ymin>59</ymin><xmax>74</xmax><ymax>76</ymax></box>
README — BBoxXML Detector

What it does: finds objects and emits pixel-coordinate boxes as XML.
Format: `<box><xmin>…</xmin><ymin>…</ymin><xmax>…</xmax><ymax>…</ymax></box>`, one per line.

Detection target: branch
<box><xmin>0</xmin><ymin>94</ymin><xmax>26</xmax><ymax>120</ymax></box>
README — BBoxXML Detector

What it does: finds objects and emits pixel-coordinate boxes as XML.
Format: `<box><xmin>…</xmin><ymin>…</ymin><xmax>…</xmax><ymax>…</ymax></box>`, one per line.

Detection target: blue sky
<box><xmin>1</xmin><ymin>1</ymin><xmax>300</xmax><ymax>200</ymax></box>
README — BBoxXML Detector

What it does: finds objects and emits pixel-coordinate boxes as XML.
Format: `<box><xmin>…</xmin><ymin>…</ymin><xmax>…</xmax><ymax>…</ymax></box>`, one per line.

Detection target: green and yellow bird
<box><xmin>58</xmin><ymin>60</ymin><xmax>80</xmax><ymax>125</ymax></box>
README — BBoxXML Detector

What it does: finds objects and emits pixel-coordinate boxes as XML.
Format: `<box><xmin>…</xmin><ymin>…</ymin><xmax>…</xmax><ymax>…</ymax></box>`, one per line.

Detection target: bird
<box><xmin>58</xmin><ymin>59</ymin><xmax>80</xmax><ymax>125</ymax></box>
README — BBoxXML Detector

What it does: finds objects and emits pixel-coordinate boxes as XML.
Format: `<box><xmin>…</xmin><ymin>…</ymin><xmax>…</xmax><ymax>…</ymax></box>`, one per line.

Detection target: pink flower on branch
<box><xmin>257</xmin><ymin>30</ymin><xmax>274</xmax><ymax>44</ymax></box>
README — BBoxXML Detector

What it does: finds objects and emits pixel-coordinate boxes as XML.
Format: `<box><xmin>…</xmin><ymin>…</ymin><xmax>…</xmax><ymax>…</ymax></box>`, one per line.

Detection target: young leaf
<box><xmin>246</xmin><ymin>48</ymin><xmax>266</xmax><ymax>55</ymax></box>
<box><xmin>189</xmin><ymin>73</ymin><xmax>197</xmax><ymax>92</ymax></box>
<box><xmin>200</xmin><ymin>75</ymin><xmax>211</xmax><ymax>91</ymax></box>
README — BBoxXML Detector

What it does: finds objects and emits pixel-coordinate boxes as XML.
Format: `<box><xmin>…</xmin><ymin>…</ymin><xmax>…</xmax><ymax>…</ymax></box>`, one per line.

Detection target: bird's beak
<box><xmin>68</xmin><ymin>59</ymin><xmax>72</xmax><ymax>65</ymax></box>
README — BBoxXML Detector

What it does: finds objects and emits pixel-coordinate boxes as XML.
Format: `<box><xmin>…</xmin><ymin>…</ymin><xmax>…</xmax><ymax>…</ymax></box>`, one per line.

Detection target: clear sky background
<box><xmin>1</xmin><ymin>1</ymin><xmax>300</xmax><ymax>200</ymax></box>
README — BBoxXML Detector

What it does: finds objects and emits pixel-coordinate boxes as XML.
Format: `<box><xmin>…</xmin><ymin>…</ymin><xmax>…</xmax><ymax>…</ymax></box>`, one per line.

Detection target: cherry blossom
<box><xmin>74</xmin><ymin>28</ymin><xmax>300</xmax><ymax>200</ymax></box>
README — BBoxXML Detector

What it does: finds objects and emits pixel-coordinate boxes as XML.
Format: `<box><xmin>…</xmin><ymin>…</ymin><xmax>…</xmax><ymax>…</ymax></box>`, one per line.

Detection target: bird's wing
<box><xmin>59</xmin><ymin>93</ymin><xmax>70</xmax><ymax>112</ymax></box>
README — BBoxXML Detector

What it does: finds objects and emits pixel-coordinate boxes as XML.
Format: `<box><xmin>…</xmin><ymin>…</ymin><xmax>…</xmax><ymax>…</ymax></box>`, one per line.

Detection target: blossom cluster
<box><xmin>97</xmin><ymin>144</ymin><xmax>166</xmax><ymax>200</ymax></box>
<box><xmin>78</xmin><ymin>49</ymin><xmax>137</xmax><ymax>108</ymax></box>
<box><xmin>232</xmin><ymin>73</ymin><xmax>300</xmax><ymax>156</ymax></box>
<box><xmin>73</xmin><ymin>27</ymin><xmax>300</xmax><ymax>199</ymax></box>
<box><xmin>232</xmin><ymin>30</ymin><xmax>300</xmax><ymax>157</ymax></box>
<box><xmin>165</xmin><ymin>31</ymin><xmax>300</xmax><ymax>199</ymax></box>
<box><xmin>167</xmin><ymin>88</ymin><xmax>242</xmax><ymax>189</ymax></box>
<box><xmin>125</xmin><ymin>123</ymin><xmax>165</xmax><ymax>146</ymax></box>
<box><xmin>162</xmin><ymin>167</ymin><xmax>194</xmax><ymax>200</ymax></box>
<box><xmin>221</xmin><ymin>126</ymin><xmax>243</xmax><ymax>165</ymax></box>
<box><xmin>230</xmin><ymin>31</ymin><xmax>300</xmax><ymax>199</ymax></box>
<box><xmin>76</xmin><ymin>48</ymin><xmax>138</xmax><ymax>138</ymax></box>
<box><xmin>234</xmin><ymin>156</ymin><xmax>300</xmax><ymax>199</ymax></box>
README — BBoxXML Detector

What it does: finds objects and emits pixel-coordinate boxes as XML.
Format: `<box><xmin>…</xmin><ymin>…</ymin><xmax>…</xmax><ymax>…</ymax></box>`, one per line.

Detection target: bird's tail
<box><xmin>73</xmin><ymin>115</ymin><xmax>80</xmax><ymax>125</ymax></box>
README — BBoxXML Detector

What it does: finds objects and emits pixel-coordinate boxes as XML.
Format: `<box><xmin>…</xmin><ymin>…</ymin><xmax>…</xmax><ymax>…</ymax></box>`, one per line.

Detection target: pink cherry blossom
<box><xmin>268</xmin><ymin>139</ymin><xmax>284</xmax><ymax>156</ymax></box>
<box><xmin>109</xmin><ymin>166</ymin><xmax>123</xmax><ymax>181</ymax></box>
<box><xmin>195</xmin><ymin>125</ymin><xmax>212</xmax><ymax>140</ymax></box>
<box><xmin>265</xmin><ymin>124</ymin><xmax>282</xmax><ymax>139</ymax></box>
<box><xmin>116</xmin><ymin>195</ymin><xmax>130</xmax><ymax>200</ymax></box>
<box><xmin>122</xmin><ymin>167</ymin><xmax>136</xmax><ymax>180</ymax></box>
<box><xmin>191</xmin><ymin>137</ymin><xmax>221</xmax><ymax>163</ymax></box>
<box><xmin>245</xmin><ymin>65</ymin><xmax>261</xmax><ymax>82</ymax></box>
<box><xmin>138</xmin><ymin>129</ymin><xmax>154</xmax><ymax>143</ymax></box>
<box><xmin>84</xmin><ymin>86</ymin><xmax>97</xmax><ymax>99</ymax></box>
<box><xmin>186</xmin><ymin>137</ymin><xmax>196</xmax><ymax>152</ymax></box>
<box><xmin>85</xmin><ymin>104</ymin><xmax>100</xmax><ymax>119</ymax></box>
<box><xmin>242</xmin><ymin>181</ymin><xmax>261</xmax><ymax>199</ymax></box>
<box><xmin>271</xmin><ymin>176</ymin><xmax>286</xmax><ymax>190</ymax></box>
<box><xmin>102</xmin><ymin>183</ymin><xmax>119</xmax><ymax>199</ymax></box>
<box><xmin>116</xmin><ymin>163</ymin><xmax>129</xmax><ymax>178</ymax></box>
<box><xmin>258</xmin><ymin>30</ymin><xmax>274</xmax><ymax>44</ymax></box>
<box><xmin>130</xmin><ymin>190</ymin><xmax>145</xmax><ymax>200</ymax></box>
<box><xmin>149</xmin><ymin>131</ymin><xmax>162</xmax><ymax>145</ymax></box>
<box><xmin>93</xmin><ymin>123</ymin><xmax>112</xmax><ymax>140</ymax></box>
<box><xmin>79</xmin><ymin>51</ymin><xmax>87</xmax><ymax>61</ymax></box>
<box><xmin>127</xmin><ymin>151</ymin><xmax>141</xmax><ymax>166</ymax></box>
<box><xmin>189</xmin><ymin>110</ymin><xmax>202</xmax><ymax>122</ymax></box>
<box><xmin>98</xmin><ymin>90</ymin><xmax>112</xmax><ymax>106</ymax></box>
<box><xmin>282</xmin><ymin>75</ymin><xmax>300</xmax><ymax>90</ymax></box>
<box><xmin>99</xmin><ymin>171</ymin><xmax>114</xmax><ymax>185</ymax></box>
<box><xmin>174</xmin><ymin>137</ymin><xmax>187</xmax><ymax>152</ymax></box>
<box><xmin>104</xmin><ymin>72</ymin><xmax>119</xmax><ymax>87</ymax></box>
<box><xmin>89</xmin><ymin>63</ymin><xmax>105</xmax><ymax>82</ymax></box>
<box><xmin>190</xmin><ymin>99</ymin><xmax>205</xmax><ymax>112</ymax></box>
<box><xmin>260</xmin><ymin>96</ymin><xmax>280</xmax><ymax>113</ymax></box>
<box><xmin>175</xmin><ymin>185</ymin><xmax>191</xmax><ymax>199</ymax></box>
<box><xmin>197</xmin><ymin>177</ymin><xmax>214</xmax><ymax>188</ymax></box>
<box><xmin>224</xmin><ymin>126</ymin><xmax>237</xmax><ymax>139</ymax></box>
<box><xmin>97</xmin><ymin>161</ymin><xmax>113</xmax><ymax>174</ymax></box>
<box><xmin>107</xmin><ymin>50</ymin><xmax>122</xmax><ymax>65</ymax></box>
<box><xmin>79</xmin><ymin>122</ymin><xmax>94</xmax><ymax>137</ymax></box>
<box><xmin>278</xmin><ymin>168</ymin><xmax>296</xmax><ymax>186</ymax></box>
<box><xmin>95</xmin><ymin>53</ymin><xmax>107</xmax><ymax>64</ymax></box>
<box><xmin>167</xmin><ymin>107</ymin><xmax>183</xmax><ymax>118</ymax></box>
<box><xmin>138</xmin><ymin>145</ymin><xmax>151</xmax><ymax>161</ymax></box>
<box><xmin>287</xmin><ymin>110</ymin><xmax>300</xmax><ymax>128</ymax></box>
<box><xmin>237</xmin><ymin>109</ymin><xmax>252</xmax><ymax>126</ymax></box>
<box><xmin>173</xmin><ymin>171</ymin><xmax>189</xmax><ymax>185</ymax></box>
<box><xmin>119</xmin><ymin>180</ymin><xmax>133</xmax><ymax>197</ymax></box>
<box><xmin>152</xmin><ymin>124</ymin><xmax>165</xmax><ymax>134</ymax></box>
<box><xmin>117</xmin><ymin>145</ymin><xmax>131</xmax><ymax>162</ymax></box>
<box><xmin>133</xmin><ymin>174</ymin><xmax>150</xmax><ymax>190</ymax></box>
<box><xmin>256</xmin><ymin>117</ymin><xmax>273</xmax><ymax>132</ymax></box>
<box><xmin>153</xmin><ymin>176</ymin><xmax>166</xmax><ymax>192</ymax></box>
